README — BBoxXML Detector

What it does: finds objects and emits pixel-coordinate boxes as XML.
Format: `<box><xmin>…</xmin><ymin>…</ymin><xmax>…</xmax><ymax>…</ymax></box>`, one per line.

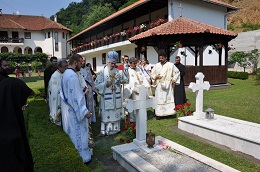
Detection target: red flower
<box><xmin>130</xmin><ymin>123</ymin><xmax>136</xmax><ymax>128</ymax></box>
<box><xmin>126</xmin><ymin>139</ymin><xmax>131</xmax><ymax>143</ymax></box>
<box><xmin>187</xmin><ymin>111</ymin><xmax>192</xmax><ymax>115</ymax></box>
<box><xmin>125</xmin><ymin>120</ymin><xmax>130</xmax><ymax>126</ymax></box>
<box><xmin>123</xmin><ymin>127</ymin><xmax>127</xmax><ymax>131</ymax></box>
<box><xmin>186</xmin><ymin>102</ymin><xmax>191</xmax><ymax>107</ymax></box>
<box><xmin>132</xmin><ymin>129</ymin><xmax>136</xmax><ymax>134</ymax></box>
<box><xmin>120</xmin><ymin>138</ymin><xmax>125</xmax><ymax>143</ymax></box>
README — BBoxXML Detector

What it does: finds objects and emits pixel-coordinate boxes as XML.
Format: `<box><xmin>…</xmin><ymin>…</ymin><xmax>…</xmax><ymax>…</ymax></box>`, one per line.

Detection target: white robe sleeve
<box><xmin>63</xmin><ymin>75</ymin><xmax>89</xmax><ymax>122</ymax></box>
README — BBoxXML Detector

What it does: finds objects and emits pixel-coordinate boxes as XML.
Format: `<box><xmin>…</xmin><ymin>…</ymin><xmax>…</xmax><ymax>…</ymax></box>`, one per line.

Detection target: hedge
<box><xmin>227</xmin><ymin>71</ymin><xmax>249</xmax><ymax>80</ymax></box>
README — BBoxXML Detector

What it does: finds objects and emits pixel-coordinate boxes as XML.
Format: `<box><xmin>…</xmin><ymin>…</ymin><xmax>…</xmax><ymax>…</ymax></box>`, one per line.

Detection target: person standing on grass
<box><xmin>48</xmin><ymin>59</ymin><xmax>68</xmax><ymax>126</ymax></box>
<box><xmin>80</xmin><ymin>57</ymin><xmax>97</xmax><ymax>123</ymax></box>
<box><xmin>60</xmin><ymin>54</ymin><xmax>93</xmax><ymax>164</ymax></box>
<box><xmin>124</xmin><ymin>57</ymin><xmax>152</xmax><ymax>122</ymax></box>
<box><xmin>0</xmin><ymin>59</ymin><xmax>10</xmax><ymax>82</ymax></box>
<box><xmin>44</xmin><ymin>56</ymin><xmax>58</xmax><ymax>99</ymax></box>
<box><xmin>0</xmin><ymin>78</ymin><xmax>34</xmax><ymax>172</ymax></box>
<box><xmin>174</xmin><ymin>56</ymin><xmax>187</xmax><ymax>105</ymax></box>
<box><xmin>95</xmin><ymin>51</ymin><xmax>129</xmax><ymax>136</ymax></box>
<box><xmin>150</xmin><ymin>50</ymin><xmax>180</xmax><ymax>120</ymax></box>
<box><xmin>86</xmin><ymin>62</ymin><xmax>99</xmax><ymax>107</ymax></box>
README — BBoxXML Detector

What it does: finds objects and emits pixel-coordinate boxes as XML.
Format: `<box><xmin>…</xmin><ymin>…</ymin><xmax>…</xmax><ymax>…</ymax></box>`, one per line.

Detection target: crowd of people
<box><xmin>0</xmin><ymin>49</ymin><xmax>187</xmax><ymax>169</ymax></box>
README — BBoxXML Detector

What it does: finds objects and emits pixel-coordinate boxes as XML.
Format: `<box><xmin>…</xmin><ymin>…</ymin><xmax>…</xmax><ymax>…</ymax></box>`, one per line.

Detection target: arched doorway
<box><xmin>34</xmin><ymin>47</ymin><xmax>43</xmax><ymax>53</ymax></box>
<box><xmin>1</xmin><ymin>46</ymin><xmax>8</xmax><ymax>53</ymax></box>
<box><xmin>13</xmin><ymin>46</ymin><xmax>22</xmax><ymax>54</ymax></box>
<box><xmin>24</xmin><ymin>46</ymin><xmax>33</xmax><ymax>54</ymax></box>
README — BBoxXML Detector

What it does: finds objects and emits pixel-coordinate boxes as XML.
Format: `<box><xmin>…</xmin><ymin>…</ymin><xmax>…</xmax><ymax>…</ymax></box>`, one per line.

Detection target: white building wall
<box><xmin>172</xmin><ymin>0</ymin><xmax>226</xmax><ymax>28</ymax></box>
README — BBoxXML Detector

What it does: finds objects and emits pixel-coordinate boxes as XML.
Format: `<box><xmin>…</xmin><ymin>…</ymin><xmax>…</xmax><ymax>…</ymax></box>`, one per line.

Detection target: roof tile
<box><xmin>129</xmin><ymin>17</ymin><xmax>237</xmax><ymax>41</ymax></box>
<box><xmin>0</xmin><ymin>14</ymin><xmax>72</xmax><ymax>32</ymax></box>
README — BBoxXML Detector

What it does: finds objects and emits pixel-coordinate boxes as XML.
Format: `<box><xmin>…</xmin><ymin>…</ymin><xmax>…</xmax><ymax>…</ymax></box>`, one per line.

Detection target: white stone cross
<box><xmin>188</xmin><ymin>72</ymin><xmax>210</xmax><ymax>118</ymax></box>
<box><xmin>123</xmin><ymin>85</ymin><xmax>157</xmax><ymax>146</ymax></box>
<box><xmin>178</xmin><ymin>4</ymin><xmax>183</xmax><ymax>17</ymax></box>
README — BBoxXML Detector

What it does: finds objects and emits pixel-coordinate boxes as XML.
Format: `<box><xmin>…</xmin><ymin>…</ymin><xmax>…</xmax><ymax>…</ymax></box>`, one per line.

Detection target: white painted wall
<box><xmin>172</xmin><ymin>0</ymin><xmax>227</xmax><ymax>28</ymax></box>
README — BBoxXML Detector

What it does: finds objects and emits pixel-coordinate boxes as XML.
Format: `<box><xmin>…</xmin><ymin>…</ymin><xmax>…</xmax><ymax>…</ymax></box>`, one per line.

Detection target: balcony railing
<box><xmin>72</xmin><ymin>18</ymin><xmax>167</xmax><ymax>53</ymax></box>
<box><xmin>0</xmin><ymin>37</ymin><xmax>24</xmax><ymax>43</ymax></box>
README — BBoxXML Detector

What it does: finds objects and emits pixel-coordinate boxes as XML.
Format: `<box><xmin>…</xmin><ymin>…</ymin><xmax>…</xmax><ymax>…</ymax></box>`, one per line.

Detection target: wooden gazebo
<box><xmin>129</xmin><ymin>17</ymin><xmax>237</xmax><ymax>85</ymax></box>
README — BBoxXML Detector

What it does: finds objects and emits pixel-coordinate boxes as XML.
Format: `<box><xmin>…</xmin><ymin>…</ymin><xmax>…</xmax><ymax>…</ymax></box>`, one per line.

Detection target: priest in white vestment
<box><xmin>60</xmin><ymin>54</ymin><xmax>93</xmax><ymax>164</ymax></box>
<box><xmin>79</xmin><ymin>56</ymin><xmax>97</xmax><ymax>123</ymax></box>
<box><xmin>151</xmin><ymin>50</ymin><xmax>180</xmax><ymax>119</ymax></box>
<box><xmin>124</xmin><ymin>57</ymin><xmax>152</xmax><ymax>122</ymax></box>
<box><xmin>95</xmin><ymin>51</ymin><xmax>129</xmax><ymax>136</ymax></box>
<box><xmin>48</xmin><ymin>59</ymin><xmax>68</xmax><ymax>125</ymax></box>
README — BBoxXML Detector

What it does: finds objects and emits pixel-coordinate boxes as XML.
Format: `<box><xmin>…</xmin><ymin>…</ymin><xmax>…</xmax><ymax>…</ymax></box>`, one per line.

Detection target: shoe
<box><xmin>84</xmin><ymin>159</ymin><xmax>92</xmax><ymax>166</ymax></box>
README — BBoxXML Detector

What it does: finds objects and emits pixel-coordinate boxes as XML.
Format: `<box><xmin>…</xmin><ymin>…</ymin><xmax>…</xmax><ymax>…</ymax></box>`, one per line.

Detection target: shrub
<box><xmin>228</xmin><ymin>71</ymin><xmax>249</xmax><ymax>80</ymax></box>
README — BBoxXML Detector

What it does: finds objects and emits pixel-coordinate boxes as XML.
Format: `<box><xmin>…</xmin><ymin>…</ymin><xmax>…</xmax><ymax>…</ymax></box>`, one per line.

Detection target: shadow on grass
<box><xmin>21</xmin><ymin>76</ymin><xmax>43</xmax><ymax>83</ymax></box>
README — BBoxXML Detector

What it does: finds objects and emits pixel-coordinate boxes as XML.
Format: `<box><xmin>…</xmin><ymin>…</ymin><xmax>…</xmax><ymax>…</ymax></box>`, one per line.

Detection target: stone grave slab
<box><xmin>178</xmin><ymin>114</ymin><xmax>260</xmax><ymax>160</ymax></box>
<box><xmin>112</xmin><ymin>136</ymin><xmax>239</xmax><ymax>172</ymax></box>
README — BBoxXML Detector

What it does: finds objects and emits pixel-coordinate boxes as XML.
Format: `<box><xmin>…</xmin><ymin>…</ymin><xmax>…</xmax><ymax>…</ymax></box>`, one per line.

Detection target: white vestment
<box><xmin>151</xmin><ymin>61</ymin><xmax>180</xmax><ymax>116</ymax></box>
<box><xmin>80</xmin><ymin>67</ymin><xmax>96</xmax><ymax>123</ymax></box>
<box><xmin>48</xmin><ymin>69</ymin><xmax>62</xmax><ymax>125</ymax></box>
<box><xmin>124</xmin><ymin>67</ymin><xmax>152</xmax><ymax>121</ymax></box>
<box><xmin>60</xmin><ymin>68</ymin><xmax>92</xmax><ymax>163</ymax></box>
<box><xmin>94</xmin><ymin>66</ymin><xmax>129</xmax><ymax>135</ymax></box>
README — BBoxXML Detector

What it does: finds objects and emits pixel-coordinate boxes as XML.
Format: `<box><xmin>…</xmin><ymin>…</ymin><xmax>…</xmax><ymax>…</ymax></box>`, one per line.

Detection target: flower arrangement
<box><xmin>119</xmin><ymin>120</ymin><xmax>136</xmax><ymax>143</ymax></box>
<box><xmin>121</xmin><ymin>30</ymin><xmax>126</xmax><ymax>36</ymax></box>
<box><xmin>140</xmin><ymin>23</ymin><xmax>146</xmax><ymax>30</ymax></box>
<box><xmin>158</xmin><ymin>140</ymin><xmax>171</xmax><ymax>149</ymax></box>
<box><xmin>174</xmin><ymin>102</ymin><xmax>193</xmax><ymax>117</ymax></box>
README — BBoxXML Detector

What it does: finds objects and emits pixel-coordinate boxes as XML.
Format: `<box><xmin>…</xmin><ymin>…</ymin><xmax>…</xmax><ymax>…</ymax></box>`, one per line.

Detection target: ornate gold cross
<box><xmin>109</xmin><ymin>73</ymin><xmax>117</xmax><ymax>92</ymax></box>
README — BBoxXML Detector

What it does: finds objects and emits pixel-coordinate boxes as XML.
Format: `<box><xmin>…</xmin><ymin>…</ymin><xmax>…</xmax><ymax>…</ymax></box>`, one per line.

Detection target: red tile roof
<box><xmin>129</xmin><ymin>17</ymin><xmax>237</xmax><ymax>42</ymax></box>
<box><xmin>0</xmin><ymin>14</ymin><xmax>72</xmax><ymax>32</ymax></box>
<box><xmin>69</xmin><ymin>0</ymin><xmax>237</xmax><ymax>41</ymax></box>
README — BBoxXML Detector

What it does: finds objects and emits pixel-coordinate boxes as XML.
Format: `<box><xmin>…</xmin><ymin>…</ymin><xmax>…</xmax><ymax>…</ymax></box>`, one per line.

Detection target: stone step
<box><xmin>178</xmin><ymin>114</ymin><xmax>260</xmax><ymax>160</ymax></box>
<box><xmin>112</xmin><ymin>136</ymin><xmax>239</xmax><ymax>172</ymax></box>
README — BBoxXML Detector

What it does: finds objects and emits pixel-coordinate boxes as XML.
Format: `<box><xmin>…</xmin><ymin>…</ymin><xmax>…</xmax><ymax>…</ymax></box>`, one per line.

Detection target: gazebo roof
<box><xmin>129</xmin><ymin>17</ymin><xmax>237</xmax><ymax>47</ymax></box>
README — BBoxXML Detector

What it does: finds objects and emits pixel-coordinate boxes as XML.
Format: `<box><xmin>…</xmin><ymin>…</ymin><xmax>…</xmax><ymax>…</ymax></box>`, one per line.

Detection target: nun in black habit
<box><xmin>0</xmin><ymin>78</ymin><xmax>34</xmax><ymax>172</ymax></box>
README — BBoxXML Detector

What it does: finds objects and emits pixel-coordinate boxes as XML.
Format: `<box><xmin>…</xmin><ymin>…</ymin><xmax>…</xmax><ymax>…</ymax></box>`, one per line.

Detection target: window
<box><xmin>24</xmin><ymin>32</ymin><xmax>31</xmax><ymax>39</ymax></box>
<box><xmin>0</xmin><ymin>31</ymin><xmax>8</xmax><ymax>38</ymax></box>
<box><xmin>62</xmin><ymin>32</ymin><xmax>65</xmax><ymax>39</ymax></box>
<box><xmin>116</xmin><ymin>50</ymin><xmax>121</xmax><ymax>63</ymax></box>
<box><xmin>55</xmin><ymin>32</ymin><xmax>58</xmax><ymax>51</ymax></box>
<box><xmin>48</xmin><ymin>32</ymin><xmax>50</xmax><ymax>38</ymax></box>
<box><xmin>102</xmin><ymin>53</ymin><xmax>106</xmax><ymax>64</ymax></box>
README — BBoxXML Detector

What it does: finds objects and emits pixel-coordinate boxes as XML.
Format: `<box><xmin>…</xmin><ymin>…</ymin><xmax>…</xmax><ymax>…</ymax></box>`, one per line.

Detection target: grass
<box><xmin>23</xmin><ymin>76</ymin><xmax>260</xmax><ymax>172</ymax></box>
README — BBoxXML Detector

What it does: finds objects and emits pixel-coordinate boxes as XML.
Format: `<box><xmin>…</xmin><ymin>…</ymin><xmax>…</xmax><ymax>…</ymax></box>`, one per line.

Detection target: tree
<box><xmin>247</xmin><ymin>49</ymin><xmax>259</xmax><ymax>73</ymax></box>
<box><xmin>82</xmin><ymin>3</ymin><xmax>115</xmax><ymax>29</ymax></box>
<box><xmin>229</xmin><ymin>51</ymin><xmax>250</xmax><ymax>72</ymax></box>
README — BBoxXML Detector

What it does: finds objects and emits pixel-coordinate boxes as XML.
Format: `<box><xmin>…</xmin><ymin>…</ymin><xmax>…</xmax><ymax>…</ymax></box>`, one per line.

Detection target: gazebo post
<box><xmin>199</xmin><ymin>46</ymin><xmax>203</xmax><ymax>72</ymax></box>
<box><xmin>218</xmin><ymin>43</ymin><xmax>223</xmax><ymax>66</ymax></box>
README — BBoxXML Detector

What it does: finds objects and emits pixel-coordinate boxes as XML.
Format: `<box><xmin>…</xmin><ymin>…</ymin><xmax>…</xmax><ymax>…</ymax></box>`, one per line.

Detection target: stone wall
<box><xmin>228</xmin><ymin>30</ymin><xmax>260</xmax><ymax>73</ymax></box>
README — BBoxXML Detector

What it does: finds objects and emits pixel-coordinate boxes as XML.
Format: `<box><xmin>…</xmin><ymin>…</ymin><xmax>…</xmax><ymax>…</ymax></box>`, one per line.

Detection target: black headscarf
<box><xmin>0</xmin><ymin>78</ymin><xmax>34</xmax><ymax>172</ymax></box>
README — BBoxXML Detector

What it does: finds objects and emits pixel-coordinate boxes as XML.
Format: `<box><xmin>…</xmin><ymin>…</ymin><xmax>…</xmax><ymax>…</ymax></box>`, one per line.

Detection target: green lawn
<box><xmin>23</xmin><ymin>76</ymin><xmax>260</xmax><ymax>172</ymax></box>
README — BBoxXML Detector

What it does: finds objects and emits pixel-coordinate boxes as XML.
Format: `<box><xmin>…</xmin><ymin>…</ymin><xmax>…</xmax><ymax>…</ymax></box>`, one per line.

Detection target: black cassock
<box><xmin>0</xmin><ymin>78</ymin><xmax>34</xmax><ymax>172</ymax></box>
<box><xmin>174</xmin><ymin>63</ymin><xmax>187</xmax><ymax>105</ymax></box>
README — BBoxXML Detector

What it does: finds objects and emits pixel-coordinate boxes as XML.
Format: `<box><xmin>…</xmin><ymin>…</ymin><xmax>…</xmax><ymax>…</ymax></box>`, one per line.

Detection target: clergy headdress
<box><xmin>108</xmin><ymin>51</ymin><xmax>118</xmax><ymax>62</ymax></box>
